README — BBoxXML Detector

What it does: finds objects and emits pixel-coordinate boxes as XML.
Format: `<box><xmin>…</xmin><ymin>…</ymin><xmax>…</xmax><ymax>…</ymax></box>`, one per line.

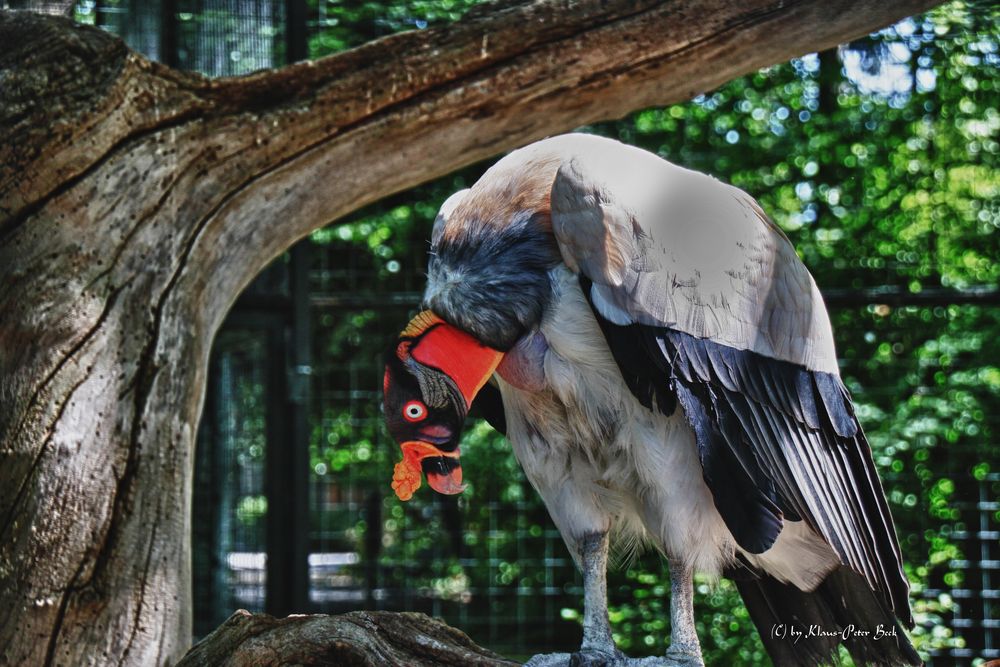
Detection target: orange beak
<box><xmin>391</xmin><ymin>441</ymin><xmax>464</xmax><ymax>501</ymax></box>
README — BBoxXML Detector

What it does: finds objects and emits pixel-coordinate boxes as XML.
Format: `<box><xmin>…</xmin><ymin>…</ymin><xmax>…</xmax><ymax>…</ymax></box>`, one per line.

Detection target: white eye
<box><xmin>403</xmin><ymin>400</ymin><xmax>427</xmax><ymax>422</ymax></box>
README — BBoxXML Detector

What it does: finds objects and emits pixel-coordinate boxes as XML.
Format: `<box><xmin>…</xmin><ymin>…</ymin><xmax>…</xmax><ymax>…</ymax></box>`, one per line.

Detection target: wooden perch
<box><xmin>176</xmin><ymin>610</ymin><xmax>521</xmax><ymax>667</ymax></box>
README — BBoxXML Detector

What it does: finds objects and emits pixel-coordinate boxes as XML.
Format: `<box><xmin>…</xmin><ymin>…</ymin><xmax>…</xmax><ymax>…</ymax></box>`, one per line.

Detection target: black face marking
<box><xmin>401</xmin><ymin>346</ymin><xmax>462</xmax><ymax>411</ymax></box>
<box><xmin>426</xmin><ymin>211</ymin><xmax>559</xmax><ymax>351</ymax></box>
<box><xmin>421</xmin><ymin>456</ymin><xmax>460</xmax><ymax>478</ymax></box>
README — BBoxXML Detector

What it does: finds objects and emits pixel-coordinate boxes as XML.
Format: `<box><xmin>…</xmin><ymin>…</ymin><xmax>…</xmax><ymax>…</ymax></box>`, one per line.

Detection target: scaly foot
<box><xmin>570</xmin><ymin>647</ymin><xmax>626</xmax><ymax>666</ymax></box>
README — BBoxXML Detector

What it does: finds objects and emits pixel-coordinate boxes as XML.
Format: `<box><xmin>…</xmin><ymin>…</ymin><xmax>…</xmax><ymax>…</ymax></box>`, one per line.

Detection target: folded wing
<box><xmin>549</xmin><ymin>136</ymin><xmax>911</xmax><ymax>627</ymax></box>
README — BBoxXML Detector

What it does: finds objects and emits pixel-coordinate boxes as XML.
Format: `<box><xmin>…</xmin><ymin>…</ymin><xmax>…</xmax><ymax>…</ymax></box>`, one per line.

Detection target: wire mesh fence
<box><xmin>176</xmin><ymin>0</ymin><xmax>285</xmax><ymax>74</ymax></box>
<box><xmin>70</xmin><ymin>0</ymin><xmax>286</xmax><ymax>72</ymax></box>
<box><xmin>192</xmin><ymin>329</ymin><xmax>271</xmax><ymax>632</ymax></box>
<box><xmin>304</xmin><ymin>299</ymin><xmax>584</xmax><ymax>655</ymax></box>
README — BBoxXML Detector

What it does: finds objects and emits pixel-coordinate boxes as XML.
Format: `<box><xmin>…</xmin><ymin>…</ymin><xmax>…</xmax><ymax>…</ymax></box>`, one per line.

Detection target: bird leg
<box><xmin>523</xmin><ymin>530</ymin><xmax>622</xmax><ymax>667</ymax></box>
<box><xmin>664</xmin><ymin>558</ymin><xmax>704</xmax><ymax>666</ymax></box>
<box><xmin>572</xmin><ymin>531</ymin><xmax>623</xmax><ymax>666</ymax></box>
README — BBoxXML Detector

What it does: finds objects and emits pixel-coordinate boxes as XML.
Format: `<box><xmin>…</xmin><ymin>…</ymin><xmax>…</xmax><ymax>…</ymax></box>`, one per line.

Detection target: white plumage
<box><xmin>499</xmin><ymin>265</ymin><xmax>739</xmax><ymax>577</ymax></box>
<box><xmin>386</xmin><ymin>133</ymin><xmax>918</xmax><ymax>667</ymax></box>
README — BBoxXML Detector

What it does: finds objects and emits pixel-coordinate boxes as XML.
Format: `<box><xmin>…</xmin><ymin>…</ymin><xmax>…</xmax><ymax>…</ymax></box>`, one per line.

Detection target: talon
<box><xmin>663</xmin><ymin>647</ymin><xmax>705</xmax><ymax>667</ymax></box>
<box><xmin>569</xmin><ymin>649</ymin><xmax>624</xmax><ymax>667</ymax></box>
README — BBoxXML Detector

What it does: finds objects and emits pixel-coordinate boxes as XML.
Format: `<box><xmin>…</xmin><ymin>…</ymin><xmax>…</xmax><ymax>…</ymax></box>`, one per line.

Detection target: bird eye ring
<box><xmin>403</xmin><ymin>400</ymin><xmax>427</xmax><ymax>422</ymax></box>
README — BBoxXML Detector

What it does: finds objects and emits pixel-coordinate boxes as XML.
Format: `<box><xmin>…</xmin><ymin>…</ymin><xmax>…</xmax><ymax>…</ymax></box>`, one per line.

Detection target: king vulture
<box><xmin>382</xmin><ymin>133</ymin><xmax>920</xmax><ymax>666</ymax></box>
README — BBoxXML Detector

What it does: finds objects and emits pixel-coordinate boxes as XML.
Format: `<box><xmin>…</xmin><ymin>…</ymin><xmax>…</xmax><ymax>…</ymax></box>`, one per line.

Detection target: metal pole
<box><xmin>264</xmin><ymin>319</ymin><xmax>293</xmax><ymax>616</ymax></box>
<box><xmin>287</xmin><ymin>242</ymin><xmax>312</xmax><ymax>612</ymax></box>
<box><xmin>281</xmin><ymin>0</ymin><xmax>311</xmax><ymax>614</ymax></box>
<box><xmin>263</xmin><ymin>246</ymin><xmax>312</xmax><ymax>618</ymax></box>
<box><xmin>285</xmin><ymin>0</ymin><xmax>307</xmax><ymax>63</ymax></box>
<box><xmin>159</xmin><ymin>0</ymin><xmax>179</xmax><ymax>68</ymax></box>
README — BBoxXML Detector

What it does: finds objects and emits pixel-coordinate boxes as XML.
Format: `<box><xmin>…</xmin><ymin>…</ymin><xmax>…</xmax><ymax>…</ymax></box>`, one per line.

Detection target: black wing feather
<box><xmin>469</xmin><ymin>381</ymin><xmax>507</xmax><ymax>435</ymax></box>
<box><xmin>590</xmin><ymin>303</ymin><xmax>676</xmax><ymax>415</ymax></box>
<box><xmin>737</xmin><ymin>566</ymin><xmax>922</xmax><ymax>666</ymax></box>
<box><xmin>673</xmin><ymin>380</ymin><xmax>785</xmax><ymax>554</ymax></box>
<box><xmin>580</xmin><ymin>277</ymin><xmax>913</xmax><ymax>628</ymax></box>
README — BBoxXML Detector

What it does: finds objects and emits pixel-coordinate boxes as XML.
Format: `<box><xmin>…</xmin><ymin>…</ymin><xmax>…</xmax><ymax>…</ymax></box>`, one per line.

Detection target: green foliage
<box><xmin>307</xmin><ymin>0</ymin><xmax>481</xmax><ymax>56</ymax></box>
<box><xmin>595</xmin><ymin>6</ymin><xmax>996</xmax><ymax>660</ymax></box>
<box><xmin>237</xmin><ymin>495</ymin><xmax>269</xmax><ymax>525</ymax></box>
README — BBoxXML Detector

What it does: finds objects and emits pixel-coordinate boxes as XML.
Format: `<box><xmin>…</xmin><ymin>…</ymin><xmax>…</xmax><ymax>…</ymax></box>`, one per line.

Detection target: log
<box><xmin>176</xmin><ymin>610</ymin><xmax>521</xmax><ymax>667</ymax></box>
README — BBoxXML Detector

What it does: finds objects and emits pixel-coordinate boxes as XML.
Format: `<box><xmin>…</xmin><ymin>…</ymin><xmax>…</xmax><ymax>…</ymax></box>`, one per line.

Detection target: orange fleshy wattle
<box><xmin>391</xmin><ymin>460</ymin><xmax>422</xmax><ymax>502</ymax></box>
<box><xmin>391</xmin><ymin>440</ymin><xmax>462</xmax><ymax>501</ymax></box>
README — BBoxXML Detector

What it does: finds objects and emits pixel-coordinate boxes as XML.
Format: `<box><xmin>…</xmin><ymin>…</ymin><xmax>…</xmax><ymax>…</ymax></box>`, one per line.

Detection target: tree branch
<box><xmin>3</xmin><ymin>0</ymin><xmax>939</xmax><ymax>248</ymax></box>
<box><xmin>177</xmin><ymin>610</ymin><xmax>520</xmax><ymax>667</ymax></box>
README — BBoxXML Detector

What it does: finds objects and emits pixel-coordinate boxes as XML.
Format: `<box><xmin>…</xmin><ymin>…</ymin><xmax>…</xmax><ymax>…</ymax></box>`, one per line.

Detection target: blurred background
<box><xmin>10</xmin><ymin>0</ymin><xmax>998</xmax><ymax>663</ymax></box>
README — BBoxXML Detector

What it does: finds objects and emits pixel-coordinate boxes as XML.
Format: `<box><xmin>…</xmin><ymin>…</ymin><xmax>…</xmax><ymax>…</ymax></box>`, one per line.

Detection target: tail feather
<box><xmin>736</xmin><ymin>566</ymin><xmax>922</xmax><ymax>666</ymax></box>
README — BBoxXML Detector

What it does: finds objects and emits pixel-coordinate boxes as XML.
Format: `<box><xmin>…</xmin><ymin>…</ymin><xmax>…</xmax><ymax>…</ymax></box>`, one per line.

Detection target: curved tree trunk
<box><xmin>0</xmin><ymin>1</ymin><xmax>938</xmax><ymax>664</ymax></box>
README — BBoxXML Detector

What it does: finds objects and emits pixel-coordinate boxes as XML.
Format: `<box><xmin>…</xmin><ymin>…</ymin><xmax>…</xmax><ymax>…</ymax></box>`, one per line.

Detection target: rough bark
<box><xmin>0</xmin><ymin>1</ymin><xmax>939</xmax><ymax>665</ymax></box>
<box><xmin>176</xmin><ymin>610</ymin><xmax>520</xmax><ymax>667</ymax></box>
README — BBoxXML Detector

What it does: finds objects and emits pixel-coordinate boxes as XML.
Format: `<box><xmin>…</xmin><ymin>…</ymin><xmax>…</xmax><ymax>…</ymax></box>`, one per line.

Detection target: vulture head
<box><xmin>383</xmin><ymin>310</ymin><xmax>503</xmax><ymax>500</ymax></box>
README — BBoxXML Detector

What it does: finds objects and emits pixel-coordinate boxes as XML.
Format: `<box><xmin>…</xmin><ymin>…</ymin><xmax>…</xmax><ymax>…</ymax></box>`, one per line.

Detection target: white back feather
<box><xmin>532</xmin><ymin>134</ymin><xmax>840</xmax><ymax>374</ymax></box>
